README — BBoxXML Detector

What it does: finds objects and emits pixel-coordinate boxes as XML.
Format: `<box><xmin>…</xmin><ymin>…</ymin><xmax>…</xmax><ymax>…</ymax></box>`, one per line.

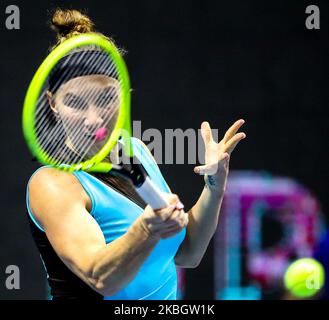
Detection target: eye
<box><xmin>96</xmin><ymin>90</ymin><xmax>118</xmax><ymax>108</ymax></box>
<box><xmin>63</xmin><ymin>93</ymin><xmax>88</xmax><ymax>110</ymax></box>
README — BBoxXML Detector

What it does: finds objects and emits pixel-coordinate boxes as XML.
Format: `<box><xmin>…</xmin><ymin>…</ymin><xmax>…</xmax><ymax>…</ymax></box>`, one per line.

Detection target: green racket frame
<box><xmin>22</xmin><ymin>33</ymin><xmax>133</xmax><ymax>173</ymax></box>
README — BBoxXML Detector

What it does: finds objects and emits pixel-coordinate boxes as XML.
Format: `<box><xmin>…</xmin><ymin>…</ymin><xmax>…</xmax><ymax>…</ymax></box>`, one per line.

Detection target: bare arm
<box><xmin>29</xmin><ymin>168</ymin><xmax>187</xmax><ymax>296</ymax></box>
<box><xmin>175</xmin><ymin>120</ymin><xmax>246</xmax><ymax>268</ymax></box>
<box><xmin>175</xmin><ymin>185</ymin><xmax>224</xmax><ymax>268</ymax></box>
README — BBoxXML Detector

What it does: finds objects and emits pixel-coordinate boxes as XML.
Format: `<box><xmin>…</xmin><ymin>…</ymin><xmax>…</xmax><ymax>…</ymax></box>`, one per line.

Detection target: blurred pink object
<box><xmin>215</xmin><ymin>171</ymin><xmax>324</xmax><ymax>299</ymax></box>
<box><xmin>95</xmin><ymin>127</ymin><xmax>108</xmax><ymax>141</ymax></box>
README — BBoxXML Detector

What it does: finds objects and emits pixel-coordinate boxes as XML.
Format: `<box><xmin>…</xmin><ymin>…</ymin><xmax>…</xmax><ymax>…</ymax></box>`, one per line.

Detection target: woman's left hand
<box><xmin>194</xmin><ymin>119</ymin><xmax>246</xmax><ymax>193</ymax></box>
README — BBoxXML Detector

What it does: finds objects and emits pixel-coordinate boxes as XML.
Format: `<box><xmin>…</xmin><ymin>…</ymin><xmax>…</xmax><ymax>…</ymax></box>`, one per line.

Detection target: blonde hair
<box><xmin>49</xmin><ymin>8</ymin><xmax>124</xmax><ymax>53</ymax></box>
<box><xmin>51</xmin><ymin>9</ymin><xmax>95</xmax><ymax>45</ymax></box>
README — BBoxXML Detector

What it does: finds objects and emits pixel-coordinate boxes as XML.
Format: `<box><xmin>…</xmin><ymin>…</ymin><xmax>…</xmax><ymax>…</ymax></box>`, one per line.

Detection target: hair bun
<box><xmin>51</xmin><ymin>9</ymin><xmax>95</xmax><ymax>39</ymax></box>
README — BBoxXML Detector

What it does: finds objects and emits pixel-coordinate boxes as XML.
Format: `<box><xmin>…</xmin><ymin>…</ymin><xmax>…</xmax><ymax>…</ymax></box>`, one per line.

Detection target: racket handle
<box><xmin>136</xmin><ymin>177</ymin><xmax>169</xmax><ymax>210</ymax></box>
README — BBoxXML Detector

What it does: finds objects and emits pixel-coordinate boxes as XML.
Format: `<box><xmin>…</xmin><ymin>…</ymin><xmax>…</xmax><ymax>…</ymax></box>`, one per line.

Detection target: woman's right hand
<box><xmin>138</xmin><ymin>194</ymin><xmax>189</xmax><ymax>240</ymax></box>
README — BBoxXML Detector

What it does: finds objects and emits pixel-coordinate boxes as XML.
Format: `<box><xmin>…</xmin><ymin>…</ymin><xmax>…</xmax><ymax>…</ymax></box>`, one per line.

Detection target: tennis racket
<box><xmin>22</xmin><ymin>33</ymin><xmax>169</xmax><ymax>210</ymax></box>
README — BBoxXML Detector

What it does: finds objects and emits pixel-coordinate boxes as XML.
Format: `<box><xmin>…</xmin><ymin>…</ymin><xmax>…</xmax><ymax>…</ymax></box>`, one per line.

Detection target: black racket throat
<box><xmin>110</xmin><ymin>157</ymin><xmax>148</xmax><ymax>188</ymax></box>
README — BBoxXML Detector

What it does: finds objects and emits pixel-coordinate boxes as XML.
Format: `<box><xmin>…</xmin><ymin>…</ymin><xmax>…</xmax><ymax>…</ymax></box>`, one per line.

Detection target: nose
<box><xmin>83</xmin><ymin>108</ymin><xmax>104</xmax><ymax>132</ymax></box>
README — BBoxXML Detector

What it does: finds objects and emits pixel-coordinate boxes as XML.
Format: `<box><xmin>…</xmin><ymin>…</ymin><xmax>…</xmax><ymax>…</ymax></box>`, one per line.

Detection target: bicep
<box><xmin>29</xmin><ymin>168</ymin><xmax>106</xmax><ymax>283</ymax></box>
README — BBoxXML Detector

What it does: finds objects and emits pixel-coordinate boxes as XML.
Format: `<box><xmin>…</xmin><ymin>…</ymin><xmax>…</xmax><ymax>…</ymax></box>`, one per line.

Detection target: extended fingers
<box><xmin>225</xmin><ymin>132</ymin><xmax>246</xmax><ymax>154</ymax></box>
<box><xmin>223</xmin><ymin>119</ymin><xmax>245</xmax><ymax>143</ymax></box>
<box><xmin>201</xmin><ymin>121</ymin><xmax>214</xmax><ymax>144</ymax></box>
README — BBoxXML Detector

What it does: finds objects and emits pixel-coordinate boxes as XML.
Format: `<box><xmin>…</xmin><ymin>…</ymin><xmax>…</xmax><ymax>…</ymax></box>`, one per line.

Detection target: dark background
<box><xmin>0</xmin><ymin>0</ymin><xmax>328</xmax><ymax>299</ymax></box>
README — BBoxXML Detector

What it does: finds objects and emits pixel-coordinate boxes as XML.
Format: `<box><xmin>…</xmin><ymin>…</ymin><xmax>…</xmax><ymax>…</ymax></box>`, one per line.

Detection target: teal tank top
<box><xmin>26</xmin><ymin>137</ymin><xmax>186</xmax><ymax>300</ymax></box>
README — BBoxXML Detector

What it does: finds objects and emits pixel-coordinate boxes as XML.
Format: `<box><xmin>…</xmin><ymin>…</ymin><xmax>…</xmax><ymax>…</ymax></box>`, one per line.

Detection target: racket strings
<box><xmin>50</xmin><ymin>79</ymin><xmax>117</xmax><ymax>164</ymax></box>
<box><xmin>35</xmin><ymin>49</ymin><xmax>97</xmax><ymax>154</ymax></box>
<box><xmin>55</xmin><ymin>58</ymin><xmax>120</xmax><ymax>164</ymax></box>
<box><xmin>35</xmin><ymin>49</ymin><xmax>105</xmax><ymax>146</ymax></box>
<box><xmin>34</xmin><ymin>46</ymin><xmax>122</xmax><ymax>165</ymax></box>
<box><xmin>55</xmin><ymin>74</ymin><xmax>120</xmax><ymax>164</ymax></box>
<box><xmin>34</xmin><ymin>57</ymin><xmax>81</xmax><ymax>153</ymax></box>
<box><xmin>62</xmin><ymin>55</ymin><xmax>118</xmax><ymax>161</ymax></box>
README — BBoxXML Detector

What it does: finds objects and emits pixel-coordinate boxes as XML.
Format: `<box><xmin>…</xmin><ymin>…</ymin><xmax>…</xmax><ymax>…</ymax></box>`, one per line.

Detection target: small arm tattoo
<box><xmin>205</xmin><ymin>174</ymin><xmax>217</xmax><ymax>188</ymax></box>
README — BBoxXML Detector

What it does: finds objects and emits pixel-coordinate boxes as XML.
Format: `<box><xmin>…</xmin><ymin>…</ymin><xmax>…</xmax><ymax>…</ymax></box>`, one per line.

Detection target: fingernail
<box><xmin>176</xmin><ymin>202</ymin><xmax>184</xmax><ymax>210</ymax></box>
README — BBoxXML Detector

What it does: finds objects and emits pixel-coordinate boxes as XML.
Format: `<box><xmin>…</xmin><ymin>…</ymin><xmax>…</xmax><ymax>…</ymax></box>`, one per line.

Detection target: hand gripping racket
<box><xmin>22</xmin><ymin>33</ymin><xmax>169</xmax><ymax>210</ymax></box>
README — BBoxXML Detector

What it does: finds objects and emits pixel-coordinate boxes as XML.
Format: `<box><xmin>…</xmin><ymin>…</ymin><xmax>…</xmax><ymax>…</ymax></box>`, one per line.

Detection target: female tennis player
<box><xmin>26</xmin><ymin>9</ymin><xmax>246</xmax><ymax>300</ymax></box>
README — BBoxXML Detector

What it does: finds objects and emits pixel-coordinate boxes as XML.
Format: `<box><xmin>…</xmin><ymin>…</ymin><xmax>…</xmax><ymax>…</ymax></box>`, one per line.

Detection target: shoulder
<box><xmin>29</xmin><ymin>167</ymin><xmax>85</xmax><ymax>196</ymax></box>
<box><xmin>28</xmin><ymin>167</ymin><xmax>91</xmax><ymax>223</ymax></box>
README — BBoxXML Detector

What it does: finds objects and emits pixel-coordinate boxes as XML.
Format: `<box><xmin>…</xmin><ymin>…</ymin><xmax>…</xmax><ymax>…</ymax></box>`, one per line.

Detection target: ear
<box><xmin>46</xmin><ymin>90</ymin><xmax>58</xmax><ymax>114</ymax></box>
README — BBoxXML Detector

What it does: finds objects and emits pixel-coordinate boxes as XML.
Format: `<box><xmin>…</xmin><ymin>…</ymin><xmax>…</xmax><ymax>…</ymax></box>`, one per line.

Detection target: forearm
<box><xmin>176</xmin><ymin>183</ymin><xmax>224</xmax><ymax>267</ymax></box>
<box><xmin>175</xmin><ymin>118</ymin><xmax>245</xmax><ymax>268</ymax></box>
<box><xmin>88</xmin><ymin>218</ymin><xmax>159</xmax><ymax>296</ymax></box>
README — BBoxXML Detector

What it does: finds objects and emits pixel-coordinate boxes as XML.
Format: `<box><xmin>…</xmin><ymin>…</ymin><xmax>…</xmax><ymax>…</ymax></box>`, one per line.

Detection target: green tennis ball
<box><xmin>284</xmin><ymin>258</ymin><xmax>325</xmax><ymax>298</ymax></box>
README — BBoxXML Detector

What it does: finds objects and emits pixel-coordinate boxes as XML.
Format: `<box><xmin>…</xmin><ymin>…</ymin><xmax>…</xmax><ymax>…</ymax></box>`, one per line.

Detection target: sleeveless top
<box><xmin>26</xmin><ymin>137</ymin><xmax>186</xmax><ymax>300</ymax></box>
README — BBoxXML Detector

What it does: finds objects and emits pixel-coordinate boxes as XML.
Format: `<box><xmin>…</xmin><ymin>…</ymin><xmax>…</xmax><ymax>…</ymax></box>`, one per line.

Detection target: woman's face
<box><xmin>49</xmin><ymin>74</ymin><xmax>120</xmax><ymax>157</ymax></box>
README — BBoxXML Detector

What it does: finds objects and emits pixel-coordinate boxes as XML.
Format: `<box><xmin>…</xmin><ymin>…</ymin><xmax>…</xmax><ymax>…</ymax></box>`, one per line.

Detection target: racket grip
<box><xmin>136</xmin><ymin>177</ymin><xmax>169</xmax><ymax>210</ymax></box>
